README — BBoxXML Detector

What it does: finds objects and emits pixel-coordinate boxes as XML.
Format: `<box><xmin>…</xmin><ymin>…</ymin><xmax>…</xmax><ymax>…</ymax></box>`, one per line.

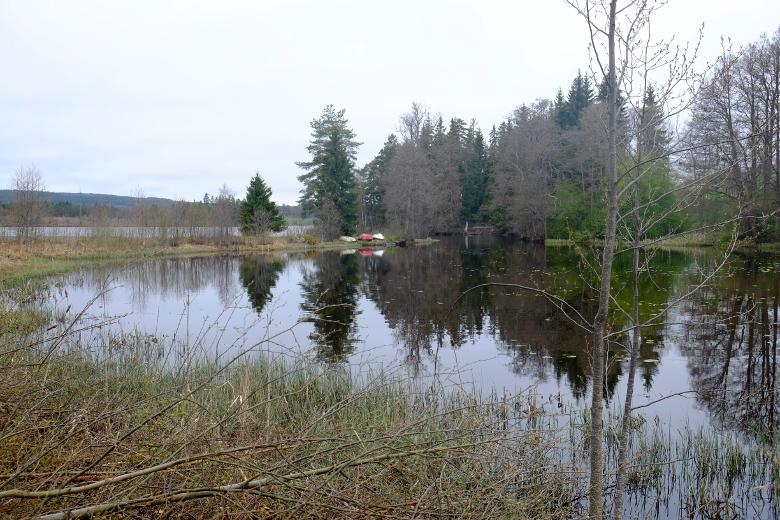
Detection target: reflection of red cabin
<box><xmin>358</xmin><ymin>233</ymin><xmax>374</xmax><ymax>241</ymax></box>
<box><xmin>357</xmin><ymin>249</ymin><xmax>374</xmax><ymax>257</ymax></box>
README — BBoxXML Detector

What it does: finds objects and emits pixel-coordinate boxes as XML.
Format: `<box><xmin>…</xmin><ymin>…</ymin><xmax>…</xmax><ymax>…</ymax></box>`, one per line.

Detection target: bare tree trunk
<box><xmin>612</xmin><ymin>220</ymin><xmax>640</xmax><ymax>519</ymax></box>
<box><xmin>774</xmin><ymin>46</ymin><xmax>780</xmax><ymax>238</ymax></box>
<box><xmin>588</xmin><ymin>3</ymin><xmax>618</xmax><ymax>518</ymax></box>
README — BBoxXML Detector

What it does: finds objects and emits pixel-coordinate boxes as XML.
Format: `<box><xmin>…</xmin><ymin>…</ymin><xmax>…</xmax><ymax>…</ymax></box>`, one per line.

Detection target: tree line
<box><xmin>2</xmin><ymin>167</ymin><xmax>287</xmax><ymax>244</ymax></box>
<box><xmin>298</xmin><ymin>28</ymin><xmax>780</xmax><ymax>243</ymax></box>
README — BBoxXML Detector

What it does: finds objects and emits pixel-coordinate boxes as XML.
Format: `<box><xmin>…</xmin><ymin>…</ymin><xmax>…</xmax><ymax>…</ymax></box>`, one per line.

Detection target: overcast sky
<box><xmin>1</xmin><ymin>1</ymin><xmax>778</xmax><ymax>204</ymax></box>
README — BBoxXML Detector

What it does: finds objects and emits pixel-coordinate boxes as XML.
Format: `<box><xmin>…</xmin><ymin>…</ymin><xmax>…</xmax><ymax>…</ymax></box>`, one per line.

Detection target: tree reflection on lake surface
<box><xmin>50</xmin><ymin>237</ymin><xmax>779</xmax><ymax>445</ymax></box>
<box><xmin>300</xmin><ymin>252</ymin><xmax>361</xmax><ymax>361</ymax></box>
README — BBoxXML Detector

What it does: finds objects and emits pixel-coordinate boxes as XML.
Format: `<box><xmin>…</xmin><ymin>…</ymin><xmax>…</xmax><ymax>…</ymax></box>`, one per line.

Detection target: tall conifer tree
<box><xmin>297</xmin><ymin>105</ymin><xmax>361</xmax><ymax>235</ymax></box>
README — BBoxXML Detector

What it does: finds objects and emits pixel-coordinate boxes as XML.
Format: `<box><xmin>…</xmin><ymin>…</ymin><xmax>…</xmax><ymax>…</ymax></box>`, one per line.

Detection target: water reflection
<box><xmin>680</xmin><ymin>254</ymin><xmax>779</xmax><ymax>441</ymax></box>
<box><xmin>300</xmin><ymin>252</ymin><xmax>361</xmax><ymax>361</ymax></box>
<box><xmin>50</xmin><ymin>239</ymin><xmax>780</xmax><ymax>445</ymax></box>
<box><xmin>357</xmin><ymin>242</ymin><xmax>685</xmax><ymax>399</ymax></box>
<box><xmin>62</xmin><ymin>256</ymin><xmax>241</xmax><ymax>308</ymax></box>
<box><xmin>288</xmin><ymin>241</ymin><xmax>777</xmax><ymax>445</ymax></box>
<box><xmin>239</xmin><ymin>256</ymin><xmax>286</xmax><ymax>314</ymax></box>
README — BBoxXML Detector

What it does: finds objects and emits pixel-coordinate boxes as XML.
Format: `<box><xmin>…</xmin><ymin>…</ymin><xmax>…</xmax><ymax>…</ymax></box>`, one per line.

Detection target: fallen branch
<box><xmin>36</xmin><ymin>440</ymin><xmax>492</xmax><ymax>520</ymax></box>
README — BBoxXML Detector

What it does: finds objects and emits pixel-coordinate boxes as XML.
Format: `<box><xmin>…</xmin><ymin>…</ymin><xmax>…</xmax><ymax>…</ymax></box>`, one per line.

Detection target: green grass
<box><xmin>544</xmin><ymin>238</ymin><xmax>575</xmax><ymax>246</ymax></box>
<box><xmin>0</xmin><ymin>306</ymin><xmax>49</xmax><ymax>335</ymax></box>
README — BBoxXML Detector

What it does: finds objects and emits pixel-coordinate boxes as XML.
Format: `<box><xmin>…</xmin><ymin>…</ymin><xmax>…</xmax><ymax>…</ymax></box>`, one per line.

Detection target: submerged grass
<box><xmin>598</xmin><ymin>411</ymin><xmax>780</xmax><ymax>519</ymax></box>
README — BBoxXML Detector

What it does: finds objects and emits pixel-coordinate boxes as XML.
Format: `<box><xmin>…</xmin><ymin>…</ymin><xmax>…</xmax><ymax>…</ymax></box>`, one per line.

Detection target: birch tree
<box><xmin>563</xmin><ymin>1</ymin><xmax>705</xmax><ymax>517</ymax></box>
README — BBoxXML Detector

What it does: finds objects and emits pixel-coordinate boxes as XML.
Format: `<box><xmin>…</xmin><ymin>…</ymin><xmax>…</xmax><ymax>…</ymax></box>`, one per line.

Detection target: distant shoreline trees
<box><xmin>687</xmin><ymin>31</ymin><xmax>780</xmax><ymax>241</ymax></box>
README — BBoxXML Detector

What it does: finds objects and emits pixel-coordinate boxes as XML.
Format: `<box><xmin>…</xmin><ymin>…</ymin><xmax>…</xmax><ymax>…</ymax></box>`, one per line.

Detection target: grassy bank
<box><xmin>546</xmin><ymin>234</ymin><xmax>780</xmax><ymax>252</ymax></box>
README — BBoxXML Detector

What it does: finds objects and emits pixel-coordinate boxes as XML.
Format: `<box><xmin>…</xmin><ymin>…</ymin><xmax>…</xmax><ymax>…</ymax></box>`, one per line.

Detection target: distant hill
<box><xmin>0</xmin><ymin>190</ymin><xmax>175</xmax><ymax>208</ymax></box>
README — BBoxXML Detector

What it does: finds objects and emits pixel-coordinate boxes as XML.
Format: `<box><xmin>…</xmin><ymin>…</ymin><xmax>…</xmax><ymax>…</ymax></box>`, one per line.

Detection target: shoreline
<box><xmin>0</xmin><ymin>237</ymin><xmax>401</xmax><ymax>287</ymax></box>
<box><xmin>2</xmin><ymin>233</ymin><xmax>777</xmax><ymax>288</ymax></box>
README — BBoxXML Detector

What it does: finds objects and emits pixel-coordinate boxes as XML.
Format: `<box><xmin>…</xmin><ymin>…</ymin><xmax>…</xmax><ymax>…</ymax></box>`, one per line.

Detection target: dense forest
<box><xmin>296</xmin><ymin>29</ymin><xmax>780</xmax><ymax>243</ymax></box>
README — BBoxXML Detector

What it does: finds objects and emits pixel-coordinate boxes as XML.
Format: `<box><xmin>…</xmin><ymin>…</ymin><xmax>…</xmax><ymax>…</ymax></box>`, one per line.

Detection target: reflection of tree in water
<box><xmin>238</xmin><ymin>256</ymin><xmax>286</xmax><ymax>315</ymax></box>
<box><xmin>477</xmin><ymin>244</ymin><xmax>602</xmax><ymax>399</ymax></box>
<box><xmin>68</xmin><ymin>256</ymin><xmax>242</xmax><ymax>309</ymax></box>
<box><xmin>300</xmin><ymin>253</ymin><xmax>360</xmax><ymax>361</ymax></box>
<box><xmin>361</xmin><ymin>244</ymin><xmax>471</xmax><ymax>370</ymax></box>
<box><xmin>679</xmin><ymin>255</ymin><xmax>779</xmax><ymax>441</ymax></box>
<box><xmin>360</xmin><ymin>239</ymin><xmax>595</xmax><ymax>388</ymax></box>
<box><xmin>608</xmin><ymin>248</ymin><xmax>686</xmax><ymax>392</ymax></box>
<box><xmin>362</xmin><ymin>238</ymin><xmax>685</xmax><ymax>401</ymax></box>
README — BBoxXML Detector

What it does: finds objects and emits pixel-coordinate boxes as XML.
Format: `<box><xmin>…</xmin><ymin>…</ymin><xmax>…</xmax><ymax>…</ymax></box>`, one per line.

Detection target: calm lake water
<box><xmin>44</xmin><ymin>236</ymin><xmax>779</xmax><ymax>445</ymax></box>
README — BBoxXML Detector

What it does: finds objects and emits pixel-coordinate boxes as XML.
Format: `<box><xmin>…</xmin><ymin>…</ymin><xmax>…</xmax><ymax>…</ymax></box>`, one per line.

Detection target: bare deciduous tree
<box><xmin>10</xmin><ymin>165</ymin><xmax>46</xmax><ymax>242</ymax></box>
<box><xmin>314</xmin><ymin>195</ymin><xmax>342</xmax><ymax>240</ymax></box>
<box><xmin>488</xmin><ymin>100</ymin><xmax>557</xmax><ymax>241</ymax></box>
<box><xmin>247</xmin><ymin>207</ymin><xmax>273</xmax><ymax>244</ymax></box>
<box><xmin>563</xmin><ymin>1</ymin><xmax>704</xmax><ymax>517</ymax></box>
<box><xmin>213</xmin><ymin>184</ymin><xmax>239</xmax><ymax>244</ymax></box>
<box><xmin>383</xmin><ymin>104</ymin><xmax>466</xmax><ymax>238</ymax></box>
<box><xmin>687</xmin><ymin>31</ymin><xmax>780</xmax><ymax>241</ymax></box>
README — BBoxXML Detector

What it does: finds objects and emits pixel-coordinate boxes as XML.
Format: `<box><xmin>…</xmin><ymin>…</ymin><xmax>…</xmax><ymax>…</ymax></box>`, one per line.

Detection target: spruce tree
<box><xmin>296</xmin><ymin>105</ymin><xmax>361</xmax><ymax>235</ymax></box>
<box><xmin>565</xmin><ymin>70</ymin><xmax>594</xmax><ymax>127</ymax></box>
<box><xmin>554</xmin><ymin>88</ymin><xmax>570</xmax><ymax>128</ymax></box>
<box><xmin>460</xmin><ymin>126</ymin><xmax>488</xmax><ymax>223</ymax></box>
<box><xmin>639</xmin><ymin>85</ymin><xmax>669</xmax><ymax>158</ymax></box>
<box><xmin>448</xmin><ymin>117</ymin><xmax>467</xmax><ymax>143</ymax></box>
<box><xmin>240</xmin><ymin>173</ymin><xmax>285</xmax><ymax>235</ymax></box>
<box><xmin>360</xmin><ymin>134</ymin><xmax>397</xmax><ymax>229</ymax></box>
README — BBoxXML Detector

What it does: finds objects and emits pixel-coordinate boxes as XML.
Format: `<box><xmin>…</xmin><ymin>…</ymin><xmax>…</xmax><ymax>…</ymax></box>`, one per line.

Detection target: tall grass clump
<box><xmin>598</xmin><ymin>411</ymin><xmax>780</xmax><ymax>519</ymax></box>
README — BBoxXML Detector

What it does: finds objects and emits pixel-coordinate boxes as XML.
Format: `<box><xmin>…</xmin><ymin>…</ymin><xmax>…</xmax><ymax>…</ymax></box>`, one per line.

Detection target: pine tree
<box><xmin>448</xmin><ymin>117</ymin><xmax>467</xmax><ymax>143</ymax></box>
<box><xmin>296</xmin><ymin>105</ymin><xmax>361</xmax><ymax>236</ymax></box>
<box><xmin>597</xmin><ymin>78</ymin><xmax>626</xmax><ymax>114</ymax></box>
<box><xmin>555</xmin><ymin>72</ymin><xmax>595</xmax><ymax>129</ymax></box>
<box><xmin>239</xmin><ymin>173</ymin><xmax>285</xmax><ymax>235</ymax></box>
<box><xmin>638</xmin><ymin>85</ymin><xmax>669</xmax><ymax>158</ymax></box>
<box><xmin>433</xmin><ymin>116</ymin><xmax>447</xmax><ymax>146</ymax></box>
